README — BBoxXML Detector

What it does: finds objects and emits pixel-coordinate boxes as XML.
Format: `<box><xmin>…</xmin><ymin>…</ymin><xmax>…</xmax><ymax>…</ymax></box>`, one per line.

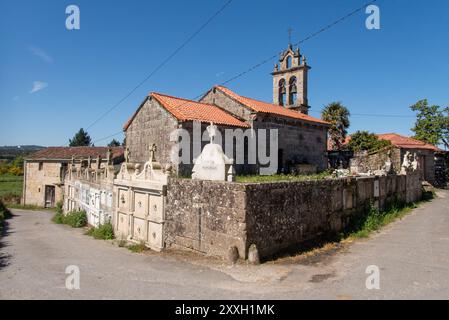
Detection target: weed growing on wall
<box><xmin>86</xmin><ymin>223</ymin><xmax>115</xmax><ymax>240</ymax></box>
<box><xmin>52</xmin><ymin>210</ymin><xmax>87</xmax><ymax>228</ymax></box>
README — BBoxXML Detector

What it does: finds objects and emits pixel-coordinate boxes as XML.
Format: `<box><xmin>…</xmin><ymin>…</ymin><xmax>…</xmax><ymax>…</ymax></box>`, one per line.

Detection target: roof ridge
<box><xmin>215</xmin><ymin>85</ymin><xmax>329</xmax><ymax>125</ymax></box>
<box><xmin>151</xmin><ymin>91</ymin><xmax>214</xmax><ymax>107</ymax></box>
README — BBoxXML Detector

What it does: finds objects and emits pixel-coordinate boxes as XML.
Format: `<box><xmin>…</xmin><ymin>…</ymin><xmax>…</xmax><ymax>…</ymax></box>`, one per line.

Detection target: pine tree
<box><xmin>69</xmin><ymin>128</ymin><xmax>92</xmax><ymax>147</ymax></box>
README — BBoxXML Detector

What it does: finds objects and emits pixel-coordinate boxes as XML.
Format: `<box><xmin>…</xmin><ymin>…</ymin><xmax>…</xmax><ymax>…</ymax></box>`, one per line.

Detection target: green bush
<box><xmin>52</xmin><ymin>210</ymin><xmax>87</xmax><ymax>228</ymax></box>
<box><xmin>86</xmin><ymin>223</ymin><xmax>114</xmax><ymax>240</ymax></box>
<box><xmin>0</xmin><ymin>200</ymin><xmax>12</xmax><ymax>233</ymax></box>
<box><xmin>64</xmin><ymin>211</ymin><xmax>87</xmax><ymax>228</ymax></box>
<box><xmin>52</xmin><ymin>212</ymin><xmax>65</xmax><ymax>224</ymax></box>
<box><xmin>55</xmin><ymin>200</ymin><xmax>63</xmax><ymax>214</ymax></box>
<box><xmin>0</xmin><ymin>200</ymin><xmax>12</xmax><ymax>220</ymax></box>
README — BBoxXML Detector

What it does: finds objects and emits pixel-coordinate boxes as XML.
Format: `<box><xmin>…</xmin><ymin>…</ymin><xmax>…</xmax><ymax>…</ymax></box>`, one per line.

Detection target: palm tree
<box><xmin>321</xmin><ymin>102</ymin><xmax>350</xmax><ymax>150</ymax></box>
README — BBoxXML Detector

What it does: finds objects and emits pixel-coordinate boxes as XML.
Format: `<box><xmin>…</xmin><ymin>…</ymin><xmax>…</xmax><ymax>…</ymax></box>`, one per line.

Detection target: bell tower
<box><xmin>271</xmin><ymin>43</ymin><xmax>310</xmax><ymax>114</ymax></box>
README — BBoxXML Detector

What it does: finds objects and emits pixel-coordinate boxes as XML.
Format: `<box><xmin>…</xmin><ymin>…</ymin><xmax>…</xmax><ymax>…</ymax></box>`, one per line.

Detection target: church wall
<box><xmin>200</xmin><ymin>89</ymin><xmax>252</xmax><ymax>121</ymax></box>
<box><xmin>125</xmin><ymin>98</ymin><xmax>179</xmax><ymax>169</ymax></box>
<box><xmin>200</xmin><ymin>90</ymin><xmax>328</xmax><ymax>172</ymax></box>
<box><xmin>254</xmin><ymin>116</ymin><xmax>328</xmax><ymax>172</ymax></box>
<box><xmin>178</xmin><ymin>121</ymin><xmax>257</xmax><ymax>176</ymax></box>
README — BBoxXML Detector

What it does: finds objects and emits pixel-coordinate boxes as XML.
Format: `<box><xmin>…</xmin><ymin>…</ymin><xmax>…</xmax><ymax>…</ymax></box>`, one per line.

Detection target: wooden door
<box><xmin>45</xmin><ymin>185</ymin><xmax>55</xmax><ymax>208</ymax></box>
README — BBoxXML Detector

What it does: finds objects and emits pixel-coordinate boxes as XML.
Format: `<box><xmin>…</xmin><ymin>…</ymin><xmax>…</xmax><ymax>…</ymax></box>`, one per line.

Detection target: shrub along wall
<box><xmin>166</xmin><ymin>173</ymin><xmax>422</xmax><ymax>260</ymax></box>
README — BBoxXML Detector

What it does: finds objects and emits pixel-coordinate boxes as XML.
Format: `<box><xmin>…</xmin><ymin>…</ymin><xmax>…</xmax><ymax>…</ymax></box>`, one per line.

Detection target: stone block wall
<box><xmin>166</xmin><ymin>173</ymin><xmax>422</xmax><ymax>260</ymax></box>
<box><xmin>125</xmin><ymin>97</ymin><xmax>179</xmax><ymax>168</ymax></box>
<box><xmin>165</xmin><ymin>178</ymin><xmax>247</xmax><ymax>258</ymax></box>
<box><xmin>200</xmin><ymin>88</ymin><xmax>328</xmax><ymax>172</ymax></box>
<box><xmin>23</xmin><ymin>160</ymin><xmax>65</xmax><ymax>207</ymax></box>
<box><xmin>350</xmin><ymin>147</ymin><xmax>402</xmax><ymax>174</ymax></box>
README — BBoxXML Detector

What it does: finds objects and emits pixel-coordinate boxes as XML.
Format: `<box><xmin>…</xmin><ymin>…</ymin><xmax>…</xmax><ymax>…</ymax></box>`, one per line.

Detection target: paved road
<box><xmin>1</xmin><ymin>190</ymin><xmax>449</xmax><ymax>299</ymax></box>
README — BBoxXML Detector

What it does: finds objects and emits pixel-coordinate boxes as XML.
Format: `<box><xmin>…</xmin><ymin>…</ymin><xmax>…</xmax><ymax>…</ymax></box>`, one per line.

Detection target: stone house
<box><xmin>124</xmin><ymin>44</ymin><xmax>329</xmax><ymax>175</ymax></box>
<box><xmin>23</xmin><ymin>147</ymin><xmax>124</xmax><ymax>208</ymax></box>
<box><xmin>349</xmin><ymin>133</ymin><xmax>442</xmax><ymax>185</ymax></box>
<box><xmin>377</xmin><ymin>133</ymin><xmax>442</xmax><ymax>184</ymax></box>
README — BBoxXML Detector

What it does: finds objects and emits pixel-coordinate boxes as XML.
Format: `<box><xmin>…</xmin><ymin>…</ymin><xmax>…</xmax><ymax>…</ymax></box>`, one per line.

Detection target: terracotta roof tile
<box><xmin>26</xmin><ymin>146</ymin><xmax>124</xmax><ymax>160</ymax></box>
<box><xmin>214</xmin><ymin>85</ymin><xmax>330</xmax><ymax>125</ymax></box>
<box><xmin>341</xmin><ymin>133</ymin><xmax>442</xmax><ymax>151</ymax></box>
<box><xmin>377</xmin><ymin>133</ymin><xmax>442</xmax><ymax>151</ymax></box>
<box><xmin>151</xmin><ymin>92</ymin><xmax>249</xmax><ymax>128</ymax></box>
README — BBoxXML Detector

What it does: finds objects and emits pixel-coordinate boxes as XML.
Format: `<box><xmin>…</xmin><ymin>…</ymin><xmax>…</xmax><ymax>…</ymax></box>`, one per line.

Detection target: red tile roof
<box><xmin>338</xmin><ymin>133</ymin><xmax>442</xmax><ymax>152</ymax></box>
<box><xmin>214</xmin><ymin>85</ymin><xmax>330</xmax><ymax>126</ymax></box>
<box><xmin>377</xmin><ymin>133</ymin><xmax>442</xmax><ymax>151</ymax></box>
<box><xmin>26</xmin><ymin>146</ymin><xmax>124</xmax><ymax>160</ymax></box>
<box><xmin>123</xmin><ymin>92</ymin><xmax>250</xmax><ymax>130</ymax></box>
<box><xmin>151</xmin><ymin>92</ymin><xmax>249</xmax><ymax>128</ymax></box>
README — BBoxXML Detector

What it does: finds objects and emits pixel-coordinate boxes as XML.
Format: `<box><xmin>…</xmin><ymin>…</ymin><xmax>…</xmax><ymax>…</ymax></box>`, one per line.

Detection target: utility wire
<box><xmin>92</xmin><ymin>0</ymin><xmax>380</xmax><ymax>145</ymax></box>
<box><xmin>84</xmin><ymin>0</ymin><xmax>234</xmax><ymax>132</ymax></box>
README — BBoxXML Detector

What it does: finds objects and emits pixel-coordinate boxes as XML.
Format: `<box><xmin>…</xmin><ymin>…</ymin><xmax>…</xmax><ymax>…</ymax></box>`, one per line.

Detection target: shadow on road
<box><xmin>0</xmin><ymin>213</ymin><xmax>15</xmax><ymax>270</ymax></box>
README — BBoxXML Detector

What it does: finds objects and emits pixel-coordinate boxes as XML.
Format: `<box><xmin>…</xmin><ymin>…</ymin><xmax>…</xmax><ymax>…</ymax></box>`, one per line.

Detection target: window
<box><xmin>38</xmin><ymin>162</ymin><xmax>43</xmax><ymax>171</ymax></box>
<box><xmin>278</xmin><ymin>79</ymin><xmax>286</xmax><ymax>106</ymax></box>
<box><xmin>286</xmin><ymin>56</ymin><xmax>292</xmax><ymax>69</ymax></box>
<box><xmin>289</xmin><ymin>76</ymin><xmax>297</xmax><ymax>105</ymax></box>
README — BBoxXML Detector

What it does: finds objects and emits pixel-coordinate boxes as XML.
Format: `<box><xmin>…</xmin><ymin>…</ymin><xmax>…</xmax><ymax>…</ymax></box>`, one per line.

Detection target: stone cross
<box><xmin>149</xmin><ymin>143</ymin><xmax>157</xmax><ymax>162</ymax></box>
<box><xmin>106</xmin><ymin>148</ymin><xmax>112</xmax><ymax>165</ymax></box>
<box><xmin>125</xmin><ymin>147</ymin><xmax>130</xmax><ymax>163</ymax></box>
<box><xmin>206</xmin><ymin>122</ymin><xmax>217</xmax><ymax>144</ymax></box>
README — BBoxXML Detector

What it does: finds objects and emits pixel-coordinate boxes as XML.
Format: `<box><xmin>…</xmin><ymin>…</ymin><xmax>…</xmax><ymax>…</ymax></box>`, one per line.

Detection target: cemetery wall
<box><xmin>166</xmin><ymin>173</ymin><xmax>422</xmax><ymax>260</ymax></box>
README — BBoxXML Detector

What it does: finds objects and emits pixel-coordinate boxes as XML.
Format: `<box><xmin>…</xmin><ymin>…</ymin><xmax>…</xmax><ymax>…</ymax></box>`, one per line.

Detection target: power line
<box><xmin>92</xmin><ymin>131</ymin><xmax>124</xmax><ymax>145</ymax></box>
<box><xmin>83</xmin><ymin>0</ymin><xmax>234</xmax><ymax>133</ymax></box>
<box><xmin>92</xmin><ymin>0</ymin><xmax>380</xmax><ymax>145</ymax></box>
<box><xmin>310</xmin><ymin>111</ymin><xmax>415</xmax><ymax>118</ymax></box>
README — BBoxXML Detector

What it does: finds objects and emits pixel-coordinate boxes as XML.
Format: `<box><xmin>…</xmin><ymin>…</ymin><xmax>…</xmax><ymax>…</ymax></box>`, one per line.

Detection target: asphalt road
<box><xmin>1</xmin><ymin>190</ymin><xmax>449</xmax><ymax>299</ymax></box>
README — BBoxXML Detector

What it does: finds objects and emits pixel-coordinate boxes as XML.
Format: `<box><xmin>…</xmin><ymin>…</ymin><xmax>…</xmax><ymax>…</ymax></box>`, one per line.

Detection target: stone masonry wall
<box><xmin>23</xmin><ymin>160</ymin><xmax>65</xmax><ymax>207</ymax></box>
<box><xmin>125</xmin><ymin>97</ymin><xmax>179</xmax><ymax>168</ymax></box>
<box><xmin>201</xmin><ymin>89</ymin><xmax>328</xmax><ymax>172</ymax></box>
<box><xmin>166</xmin><ymin>173</ymin><xmax>422</xmax><ymax>260</ymax></box>
<box><xmin>165</xmin><ymin>178</ymin><xmax>247</xmax><ymax>258</ymax></box>
<box><xmin>244</xmin><ymin>173</ymin><xmax>421</xmax><ymax>258</ymax></box>
<box><xmin>350</xmin><ymin>147</ymin><xmax>402</xmax><ymax>174</ymax></box>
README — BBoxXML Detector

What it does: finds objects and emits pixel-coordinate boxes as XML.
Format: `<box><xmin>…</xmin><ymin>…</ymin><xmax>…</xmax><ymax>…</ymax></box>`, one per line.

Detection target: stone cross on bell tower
<box><xmin>271</xmin><ymin>42</ymin><xmax>310</xmax><ymax>114</ymax></box>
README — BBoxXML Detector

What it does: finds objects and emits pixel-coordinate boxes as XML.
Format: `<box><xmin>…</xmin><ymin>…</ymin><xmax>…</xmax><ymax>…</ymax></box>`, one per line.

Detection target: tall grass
<box><xmin>86</xmin><ymin>223</ymin><xmax>115</xmax><ymax>240</ymax></box>
<box><xmin>53</xmin><ymin>210</ymin><xmax>87</xmax><ymax>228</ymax></box>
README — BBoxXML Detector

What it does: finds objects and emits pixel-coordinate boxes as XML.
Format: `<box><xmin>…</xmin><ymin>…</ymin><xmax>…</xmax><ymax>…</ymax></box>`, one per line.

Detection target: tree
<box><xmin>410</xmin><ymin>99</ymin><xmax>449</xmax><ymax>150</ymax></box>
<box><xmin>108</xmin><ymin>139</ymin><xmax>121</xmax><ymax>147</ymax></box>
<box><xmin>321</xmin><ymin>102</ymin><xmax>350</xmax><ymax>150</ymax></box>
<box><xmin>348</xmin><ymin>131</ymin><xmax>391</xmax><ymax>153</ymax></box>
<box><xmin>69</xmin><ymin>128</ymin><xmax>92</xmax><ymax>147</ymax></box>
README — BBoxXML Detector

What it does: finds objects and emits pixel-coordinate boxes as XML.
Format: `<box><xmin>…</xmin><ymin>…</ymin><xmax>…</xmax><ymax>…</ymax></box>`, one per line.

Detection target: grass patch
<box><xmin>270</xmin><ymin>191</ymin><xmax>434</xmax><ymax>263</ymax></box>
<box><xmin>342</xmin><ymin>194</ymin><xmax>433</xmax><ymax>240</ymax></box>
<box><xmin>52</xmin><ymin>210</ymin><xmax>87</xmax><ymax>228</ymax></box>
<box><xmin>127</xmin><ymin>242</ymin><xmax>146</xmax><ymax>253</ymax></box>
<box><xmin>6</xmin><ymin>204</ymin><xmax>51</xmax><ymax>211</ymax></box>
<box><xmin>235</xmin><ymin>171</ymin><xmax>332</xmax><ymax>183</ymax></box>
<box><xmin>86</xmin><ymin>223</ymin><xmax>115</xmax><ymax>240</ymax></box>
<box><xmin>0</xmin><ymin>173</ymin><xmax>23</xmax><ymax>204</ymax></box>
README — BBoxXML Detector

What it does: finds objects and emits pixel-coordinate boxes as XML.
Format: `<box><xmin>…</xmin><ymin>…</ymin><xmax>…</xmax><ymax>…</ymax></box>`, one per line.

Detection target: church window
<box><xmin>289</xmin><ymin>76</ymin><xmax>297</xmax><ymax>105</ymax></box>
<box><xmin>278</xmin><ymin>79</ymin><xmax>286</xmax><ymax>106</ymax></box>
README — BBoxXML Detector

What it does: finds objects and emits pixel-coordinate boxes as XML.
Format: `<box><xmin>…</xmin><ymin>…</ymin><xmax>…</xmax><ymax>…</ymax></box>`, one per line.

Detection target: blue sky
<box><xmin>1</xmin><ymin>0</ymin><xmax>448</xmax><ymax>147</ymax></box>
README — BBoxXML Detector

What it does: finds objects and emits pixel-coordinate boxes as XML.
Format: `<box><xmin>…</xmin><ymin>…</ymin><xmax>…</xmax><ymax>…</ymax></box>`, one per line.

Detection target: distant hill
<box><xmin>0</xmin><ymin>145</ymin><xmax>45</xmax><ymax>161</ymax></box>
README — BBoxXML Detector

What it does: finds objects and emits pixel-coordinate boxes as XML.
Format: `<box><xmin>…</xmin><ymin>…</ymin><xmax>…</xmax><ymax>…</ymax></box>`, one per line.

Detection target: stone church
<box><xmin>124</xmin><ymin>44</ymin><xmax>330</xmax><ymax>175</ymax></box>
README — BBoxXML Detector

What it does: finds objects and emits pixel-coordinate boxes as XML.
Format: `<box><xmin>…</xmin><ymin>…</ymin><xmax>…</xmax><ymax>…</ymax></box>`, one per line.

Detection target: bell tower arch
<box><xmin>271</xmin><ymin>44</ymin><xmax>310</xmax><ymax>114</ymax></box>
